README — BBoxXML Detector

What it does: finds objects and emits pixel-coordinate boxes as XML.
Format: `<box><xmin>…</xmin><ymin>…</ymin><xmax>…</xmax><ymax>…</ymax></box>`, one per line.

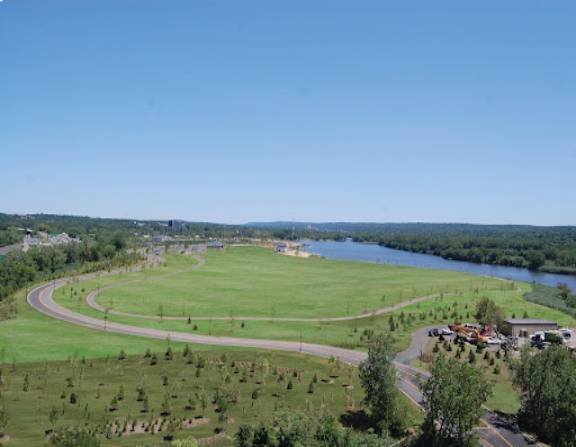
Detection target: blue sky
<box><xmin>1</xmin><ymin>1</ymin><xmax>574</xmax><ymax>225</ymax></box>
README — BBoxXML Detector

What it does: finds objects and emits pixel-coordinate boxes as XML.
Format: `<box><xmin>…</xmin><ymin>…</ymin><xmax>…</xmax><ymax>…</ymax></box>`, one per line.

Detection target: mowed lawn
<box><xmin>91</xmin><ymin>246</ymin><xmax>502</xmax><ymax>318</ymax></box>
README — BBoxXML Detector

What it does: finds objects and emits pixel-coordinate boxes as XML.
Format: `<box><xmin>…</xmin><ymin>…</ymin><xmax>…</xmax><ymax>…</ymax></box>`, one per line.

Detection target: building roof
<box><xmin>503</xmin><ymin>318</ymin><xmax>557</xmax><ymax>325</ymax></box>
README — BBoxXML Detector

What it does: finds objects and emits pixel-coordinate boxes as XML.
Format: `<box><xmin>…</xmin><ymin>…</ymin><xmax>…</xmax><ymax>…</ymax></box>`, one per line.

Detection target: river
<box><xmin>302</xmin><ymin>239</ymin><xmax>576</xmax><ymax>290</ymax></box>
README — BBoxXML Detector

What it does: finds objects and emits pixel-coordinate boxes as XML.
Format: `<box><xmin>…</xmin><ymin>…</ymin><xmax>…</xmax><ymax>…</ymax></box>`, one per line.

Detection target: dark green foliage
<box><xmin>512</xmin><ymin>346</ymin><xmax>576</xmax><ymax>446</ymax></box>
<box><xmin>420</xmin><ymin>354</ymin><xmax>492</xmax><ymax>446</ymax></box>
<box><xmin>474</xmin><ymin>297</ymin><xmax>504</xmax><ymax>328</ymax></box>
<box><xmin>50</xmin><ymin>428</ymin><xmax>100</xmax><ymax>446</ymax></box>
<box><xmin>0</xmin><ymin>226</ymin><xmax>135</xmax><ymax>307</ymax></box>
<box><xmin>307</xmin><ymin>381</ymin><xmax>315</xmax><ymax>394</ymax></box>
<box><xmin>348</xmin><ymin>224</ymin><xmax>576</xmax><ymax>273</ymax></box>
<box><xmin>234</xmin><ymin>412</ymin><xmax>391</xmax><ymax>447</ymax></box>
<box><xmin>358</xmin><ymin>334</ymin><xmax>404</xmax><ymax>436</ymax></box>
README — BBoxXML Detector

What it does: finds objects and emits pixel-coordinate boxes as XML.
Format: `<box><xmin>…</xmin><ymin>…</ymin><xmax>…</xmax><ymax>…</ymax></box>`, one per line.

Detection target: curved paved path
<box><xmin>27</xmin><ymin>278</ymin><xmax>530</xmax><ymax>447</ymax></box>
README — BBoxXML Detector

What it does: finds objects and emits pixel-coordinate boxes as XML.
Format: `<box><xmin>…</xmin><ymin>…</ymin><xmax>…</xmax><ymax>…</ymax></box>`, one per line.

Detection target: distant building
<box><xmin>276</xmin><ymin>243</ymin><xmax>288</xmax><ymax>253</ymax></box>
<box><xmin>208</xmin><ymin>240</ymin><xmax>224</xmax><ymax>249</ymax></box>
<box><xmin>500</xmin><ymin>319</ymin><xmax>558</xmax><ymax>337</ymax></box>
<box><xmin>22</xmin><ymin>232</ymin><xmax>79</xmax><ymax>252</ymax></box>
<box><xmin>153</xmin><ymin>235</ymin><xmax>172</xmax><ymax>243</ymax></box>
<box><xmin>168</xmin><ymin>220</ymin><xmax>186</xmax><ymax>232</ymax></box>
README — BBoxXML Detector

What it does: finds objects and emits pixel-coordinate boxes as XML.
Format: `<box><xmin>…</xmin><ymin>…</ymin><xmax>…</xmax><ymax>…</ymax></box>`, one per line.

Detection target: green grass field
<box><xmin>48</xmin><ymin>247</ymin><xmax>576</xmax><ymax>356</ymax></box>
<box><xmin>2</xmin><ymin>243</ymin><xmax>576</xmax><ymax>446</ymax></box>
<box><xmin>4</xmin><ymin>246</ymin><xmax>575</xmax><ymax>366</ymax></box>
<box><xmin>89</xmin><ymin>246</ymin><xmax>503</xmax><ymax>318</ymax></box>
<box><xmin>0</xmin><ymin>349</ymin><xmax>422</xmax><ymax>446</ymax></box>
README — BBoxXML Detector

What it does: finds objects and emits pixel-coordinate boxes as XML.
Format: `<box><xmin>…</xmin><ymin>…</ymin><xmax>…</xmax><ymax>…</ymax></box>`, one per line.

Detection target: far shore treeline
<box><xmin>252</xmin><ymin>221</ymin><xmax>576</xmax><ymax>275</ymax></box>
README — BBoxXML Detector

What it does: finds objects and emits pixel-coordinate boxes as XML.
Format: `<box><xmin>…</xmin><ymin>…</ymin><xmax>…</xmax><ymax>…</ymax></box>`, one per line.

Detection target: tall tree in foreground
<box><xmin>420</xmin><ymin>354</ymin><xmax>492</xmax><ymax>447</ymax></box>
<box><xmin>358</xmin><ymin>334</ymin><xmax>404</xmax><ymax>435</ymax></box>
<box><xmin>512</xmin><ymin>346</ymin><xmax>576</xmax><ymax>447</ymax></box>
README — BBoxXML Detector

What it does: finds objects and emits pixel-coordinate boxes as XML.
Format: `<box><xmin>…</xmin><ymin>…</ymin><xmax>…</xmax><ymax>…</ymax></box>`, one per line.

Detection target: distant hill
<box><xmin>245</xmin><ymin>221</ymin><xmax>575</xmax><ymax>234</ymax></box>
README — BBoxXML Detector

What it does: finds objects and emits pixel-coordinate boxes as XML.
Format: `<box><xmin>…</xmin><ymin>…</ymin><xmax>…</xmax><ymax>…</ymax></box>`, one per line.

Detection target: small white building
<box><xmin>275</xmin><ymin>243</ymin><xmax>288</xmax><ymax>253</ymax></box>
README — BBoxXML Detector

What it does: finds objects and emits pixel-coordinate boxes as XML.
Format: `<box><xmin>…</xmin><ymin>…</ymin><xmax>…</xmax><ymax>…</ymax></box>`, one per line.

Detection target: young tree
<box><xmin>0</xmin><ymin>408</ymin><xmax>8</xmax><ymax>437</ymax></box>
<box><xmin>420</xmin><ymin>354</ymin><xmax>492</xmax><ymax>446</ymax></box>
<box><xmin>161</xmin><ymin>393</ymin><xmax>172</xmax><ymax>416</ymax></box>
<box><xmin>557</xmin><ymin>283</ymin><xmax>572</xmax><ymax>300</ymax></box>
<box><xmin>358</xmin><ymin>334</ymin><xmax>404</xmax><ymax>435</ymax></box>
<box><xmin>23</xmin><ymin>373</ymin><xmax>30</xmax><ymax>392</ymax></box>
<box><xmin>235</xmin><ymin>425</ymin><xmax>254</xmax><ymax>447</ymax></box>
<box><xmin>48</xmin><ymin>406</ymin><xmax>60</xmax><ymax>430</ymax></box>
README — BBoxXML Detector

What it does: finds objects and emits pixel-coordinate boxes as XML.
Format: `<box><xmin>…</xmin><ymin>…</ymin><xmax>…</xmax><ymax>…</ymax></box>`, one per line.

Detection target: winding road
<box><xmin>27</xmin><ymin>274</ymin><xmax>531</xmax><ymax>447</ymax></box>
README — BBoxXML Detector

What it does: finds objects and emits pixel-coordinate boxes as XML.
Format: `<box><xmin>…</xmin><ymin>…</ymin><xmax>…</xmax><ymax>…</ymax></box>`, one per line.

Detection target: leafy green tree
<box><xmin>420</xmin><ymin>354</ymin><xmax>492</xmax><ymax>446</ymax></box>
<box><xmin>558</xmin><ymin>283</ymin><xmax>572</xmax><ymax>300</ymax></box>
<box><xmin>525</xmin><ymin>250</ymin><xmax>545</xmax><ymax>270</ymax></box>
<box><xmin>512</xmin><ymin>346</ymin><xmax>576</xmax><ymax>446</ymax></box>
<box><xmin>235</xmin><ymin>425</ymin><xmax>254</xmax><ymax>447</ymax></box>
<box><xmin>358</xmin><ymin>334</ymin><xmax>404</xmax><ymax>435</ymax></box>
<box><xmin>272</xmin><ymin>411</ymin><xmax>312</xmax><ymax>446</ymax></box>
<box><xmin>474</xmin><ymin>297</ymin><xmax>504</xmax><ymax>328</ymax></box>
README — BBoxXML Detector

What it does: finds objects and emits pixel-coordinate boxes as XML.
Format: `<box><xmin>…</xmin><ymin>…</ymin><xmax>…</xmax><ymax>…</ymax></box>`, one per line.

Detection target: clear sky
<box><xmin>1</xmin><ymin>1</ymin><xmax>574</xmax><ymax>225</ymax></box>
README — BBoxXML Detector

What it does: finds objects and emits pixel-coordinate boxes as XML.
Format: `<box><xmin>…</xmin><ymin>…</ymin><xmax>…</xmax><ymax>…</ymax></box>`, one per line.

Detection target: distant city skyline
<box><xmin>2</xmin><ymin>1</ymin><xmax>575</xmax><ymax>225</ymax></box>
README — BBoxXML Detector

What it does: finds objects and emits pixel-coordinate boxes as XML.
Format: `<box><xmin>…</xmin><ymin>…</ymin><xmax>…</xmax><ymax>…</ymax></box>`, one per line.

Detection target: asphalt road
<box><xmin>27</xmin><ymin>279</ymin><xmax>531</xmax><ymax>447</ymax></box>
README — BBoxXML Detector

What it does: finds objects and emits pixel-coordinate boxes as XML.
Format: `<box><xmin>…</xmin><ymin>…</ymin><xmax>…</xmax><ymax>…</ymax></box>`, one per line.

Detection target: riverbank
<box><xmin>302</xmin><ymin>239</ymin><xmax>576</xmax><ymax>290</ymax></box>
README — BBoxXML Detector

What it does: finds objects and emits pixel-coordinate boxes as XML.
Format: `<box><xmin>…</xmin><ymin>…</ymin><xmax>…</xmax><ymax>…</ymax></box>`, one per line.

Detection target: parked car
<box><xmin>531</xmin><ymin>331</ymin><xmax>545</xmax><ymax>343</ymax></box>
<box><xmin>428</xmin><ymin>328</ymin><xmax>440</xmax><ymax>337</ymax></box>
<box><xmin>487</xmin><ymin>337</ymin><xmax>501</xmax><ymax>345</ymax></box>
<box><xmin>560</xmin><ymin>328</ymin><xmax>573</xmax><ymax>339</ymax></box>
<box><xmin>439</xmin><ymin>327</ymin><xmax>454</xmax><ymax>336</ymax></box>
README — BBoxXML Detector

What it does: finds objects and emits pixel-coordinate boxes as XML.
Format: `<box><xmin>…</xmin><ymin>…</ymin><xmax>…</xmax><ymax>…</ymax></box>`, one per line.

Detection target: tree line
<box><xmin>0</xmin><ymin>232</ymin><xmax>137</xmax><ymax>319</ymax></box>
<box><xmin>356</xmin><ymin>230</ymin><xmax>576</xmax><ymax>273</ymax></box>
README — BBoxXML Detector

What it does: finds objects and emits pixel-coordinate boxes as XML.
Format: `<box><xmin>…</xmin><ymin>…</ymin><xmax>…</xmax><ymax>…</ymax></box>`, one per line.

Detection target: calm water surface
<box><xmin>302</xmin><ymin>239</ymin><xmax>576</xmax><ymax>290</ymax></box>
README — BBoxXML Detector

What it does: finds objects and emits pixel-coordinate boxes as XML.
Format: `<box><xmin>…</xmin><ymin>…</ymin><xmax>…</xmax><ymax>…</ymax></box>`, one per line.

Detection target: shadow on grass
<box><xmin>339</xmin><ymin>410</ymin><xmax>374</xmax><ymax>432</ymax></box>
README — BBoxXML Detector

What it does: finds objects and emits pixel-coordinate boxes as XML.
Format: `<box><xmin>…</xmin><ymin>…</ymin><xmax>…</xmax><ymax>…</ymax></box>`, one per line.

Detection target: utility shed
<box><xmin>500</xmin><ymin>319</ymin><xmax>558</xmax><ymax>337</ymax></box>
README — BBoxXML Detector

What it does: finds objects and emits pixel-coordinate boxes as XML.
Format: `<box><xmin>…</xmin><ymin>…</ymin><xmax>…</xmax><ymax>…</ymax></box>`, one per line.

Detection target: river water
<box><xmin>302</xmin><ymin>239</ymin><xmax>576</xmax><ymax>290</ymax></box>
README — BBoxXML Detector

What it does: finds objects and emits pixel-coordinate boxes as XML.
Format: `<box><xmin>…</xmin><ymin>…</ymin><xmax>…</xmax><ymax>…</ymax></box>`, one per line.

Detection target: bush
<box><xmin>50</xmin><ymin>428</ymin><xmax>100</xmax><ymax>446</ymax></box>
<box><xmin>172</xmin><ymin>438</ymin><xmax>198</xmax><ymax>447</ymax></box>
